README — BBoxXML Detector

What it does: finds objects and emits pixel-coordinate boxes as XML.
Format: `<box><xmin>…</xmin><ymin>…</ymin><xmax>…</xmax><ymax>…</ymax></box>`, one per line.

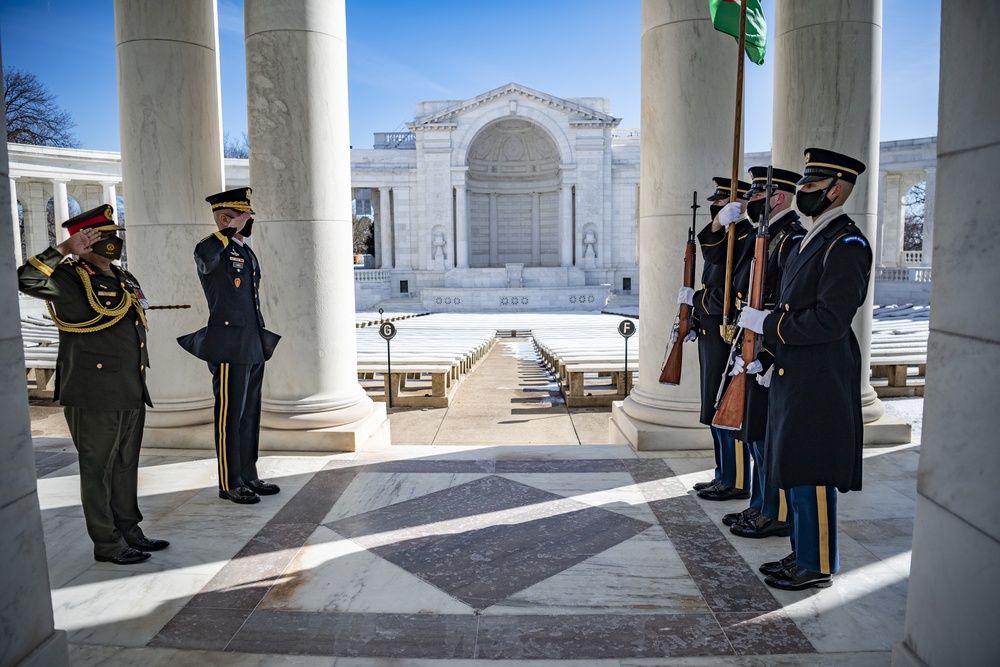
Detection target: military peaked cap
<box><xmin>707</xmin><ymin>177</ymin><xmax>751</xmax><ymax>201</ymax></box>
<box><xmin>206</xmin><ymin>187</ymin><xmax>254</xmax><ymax>214</ymax></box>
<box><xmin>798</xmin><ymin>148</ymin><xmax>867</xmax><ymax>185</ymax></box>
<box><xmin>61</xmin><ymin>204</ymin><xmax>122</xmax><ymax>236</ymax></box>
<box><xmin>747</xmin><ymin>166</ymin><xmax>803</xmax><ymax>195</ymax></box>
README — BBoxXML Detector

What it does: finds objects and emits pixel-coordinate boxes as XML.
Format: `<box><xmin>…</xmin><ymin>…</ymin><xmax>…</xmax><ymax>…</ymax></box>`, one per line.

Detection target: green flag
<box><xmin>709</xmin><ymin>0</ymin><xmax>767</xmax><ymax>65</ymax></box>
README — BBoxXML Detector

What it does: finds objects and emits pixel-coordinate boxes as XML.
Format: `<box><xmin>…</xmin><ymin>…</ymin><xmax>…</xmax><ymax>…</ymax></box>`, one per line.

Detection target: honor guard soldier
<box><xmin>723</xmin><ymin>166</ymin><xmax>806</xmax><ymax>539</ymax></box>
<box><xmin>178</xmin><ymin>188</ymin><xmax>281</xmax><ymax>504</ymax></box>
<box><xmin>17</xmin><ymin>204</ymin><xmax>169</xmax><ymax>564</ymax></box>
<box><xmin>678</xmin><ymin>177</ymin><xmax>753</xmax><ymax>500</ymax></box>
<box><xmin>738</xmin><ymin>148</ymin><xmax>872</xmax><ymax>590</ymax></box>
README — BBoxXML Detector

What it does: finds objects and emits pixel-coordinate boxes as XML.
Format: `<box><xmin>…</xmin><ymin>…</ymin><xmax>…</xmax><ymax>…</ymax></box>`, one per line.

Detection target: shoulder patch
<box><xmin>841</xmin><ymin>235</ymin><xmax>869</xmax><ymax>248</ymax></box>
<box><xmin>790</xmin><ymin>233</ymin><xmax>805</xmax><ymax>241</ymax></box>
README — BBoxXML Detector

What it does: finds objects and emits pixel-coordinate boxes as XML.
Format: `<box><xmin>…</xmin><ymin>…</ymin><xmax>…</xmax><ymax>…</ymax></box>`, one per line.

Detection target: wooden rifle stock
<box><xmin>713</xmin><ymin>167</ymin><xmax>772</xmax><ymax>430</ymax></box>
<box><xmin>660</xmin><ymin>191</ymin><xmax>699</xmax><ymax>385</ymax></box>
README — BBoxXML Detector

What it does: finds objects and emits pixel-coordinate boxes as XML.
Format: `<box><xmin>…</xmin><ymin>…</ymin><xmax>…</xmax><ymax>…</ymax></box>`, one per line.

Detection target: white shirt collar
<box><xmin>799</xmin><ymin>205</ymin><xmax>845</xmax><ymax>249</ymax></box>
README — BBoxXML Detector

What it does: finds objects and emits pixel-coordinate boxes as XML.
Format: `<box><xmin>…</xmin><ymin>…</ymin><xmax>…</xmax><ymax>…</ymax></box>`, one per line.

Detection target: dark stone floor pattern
<box><xmin>135</xmin><ymin>458</ymin><xmax>817</xmax><ymax>659</ymax></box>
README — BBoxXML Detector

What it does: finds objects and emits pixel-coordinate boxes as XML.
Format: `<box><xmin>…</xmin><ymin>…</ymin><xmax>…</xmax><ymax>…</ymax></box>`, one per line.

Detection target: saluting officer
<box><xmin>738</xmin><ymin>148</ymin><xmax>872</xmax><ymax>590</ymax></box>
<box><xmin>723</xmin><ymin>166</ymin><xmax>806</xmax><ymax>539</ymax></box>
<box><xmin>178</xmin><ymin>188</ymin><xmax>281</xmax><ymax>504</ymax></box>
<box><xmin>18</xmin><ymin>205</ymin><xmax>169</xmax><ymax>564</ymax></box>
<box><xmin>679</xmin><ymin>177</ymin><xmax>752</xmax><ymax>500</ymax></box>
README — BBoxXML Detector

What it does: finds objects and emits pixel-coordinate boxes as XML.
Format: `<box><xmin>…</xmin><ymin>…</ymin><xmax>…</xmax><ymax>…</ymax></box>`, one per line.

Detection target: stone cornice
<box><xmin>408</xmin><ymin>83</ymin><xmax>621</xmax><ymax>130</ymax></box>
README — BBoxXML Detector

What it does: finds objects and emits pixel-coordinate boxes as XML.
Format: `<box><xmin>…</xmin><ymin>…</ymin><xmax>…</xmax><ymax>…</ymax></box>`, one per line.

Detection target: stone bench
<box><xmin>561</xmin><ymin>362</ymin><xmax>638</xmax><ymax>408</ymax></box>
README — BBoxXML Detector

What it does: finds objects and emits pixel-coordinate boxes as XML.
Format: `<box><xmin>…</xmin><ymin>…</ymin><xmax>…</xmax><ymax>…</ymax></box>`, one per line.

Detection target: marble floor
<box><xmin>30</xmin><ymin>339</ymin><xmax>920</xmax><ymax>665</ymax></box>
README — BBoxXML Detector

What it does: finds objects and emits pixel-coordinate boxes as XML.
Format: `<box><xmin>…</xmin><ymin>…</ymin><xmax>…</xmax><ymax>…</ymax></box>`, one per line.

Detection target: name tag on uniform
<box><xmin>97</xmin><ymin>290</ymin><xmax>117</xmax><ymax>297</ymax></box>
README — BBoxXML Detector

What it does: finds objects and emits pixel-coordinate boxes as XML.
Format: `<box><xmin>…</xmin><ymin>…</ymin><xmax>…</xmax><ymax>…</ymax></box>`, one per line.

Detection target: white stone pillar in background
<box><xmin>611</xmin><ymin>0</ymin><xmax>737</xmax><ymax>449</ymax></box>
<box><xmin>378</xmin><ymin>186</ymin><xmax>393</xmax><ymax>269</ymax></box>
<box><xmin>115</xmin><ymin>0</ymin><xmax>225</xmax><ymax>428</ymax></box>
<box><xmin>531</xmin><ymin>191</ymin><xmax>541</xmax><ymax>265</ymax></box>
<box><xmin>246</xmin><ymin>0</ymin><xmax>387</xmax><ymax>445</ymax></box>
<box><xmin>922</xmin><ymin>166</ymin><xmax>935</xmax><ymax>266</ymax></box>
<box><xmin>772</xmin><ymin>0</ymin><xmax>908</xmax><ymax>440</ymax></box>
<box><xmin>0</xmin><ymin>47</ymin><xmax>69</xmax><ymax>667</ymax></box>
<box><xmin>102</xmin><ymin>182</ymin><xmax>118</xmax><ymax>211</ymax></box>
<box><xmin>488</xmin><ymin>192</ymin><xmax>499</xmax><ymax>266</ymax></box>
<box><xmin>453</xmin><ymin>169</ymin><xmax>469</xmax><ymax>269</ymax></box>
<box><xmin>559</xmin><ymin>176</ymin><xmax>574</xmax><ymax>267</ymax></box>
<box><xmin>53</xmin><ymin>179</ymin><xmax>69</xmax><ymax>243</ymax></box>
<box><xmin>9</xmin><ymin>177</ymin><xmax>21</xmax><ymax>266</ymax></box>
<box><xmin>881</xmin><ymin>173</ymin><xmax>902</xmax><ymax>267</ymax></box>
<box><xmin>895</xmin><ymin>4</ymin><xmax>1000</xmax><ymax>665</ymax></box>
<box><xmin>24</xmin><ymin>182</ymin><xmax>47</xmax><ymax>253</ymax></box>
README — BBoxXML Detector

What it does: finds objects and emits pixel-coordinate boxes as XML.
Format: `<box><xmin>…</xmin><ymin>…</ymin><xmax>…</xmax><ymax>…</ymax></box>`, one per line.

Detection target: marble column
<box><xmin>611</xmin><ymin>0</ymin><xmax>737</xmax><ymax>449</ymax></box>
<box><xmin>922</xmin><ymin>166</ymin><xmax>935</xmax><ymax>266</ymax></box>
<box><xmin>102</xmin><ymin>182</ymin><xmax>118</xmax><ymax>212</ymax></box>
<box><xmin>115</xmin><ymin>0</ymin><xmax>224</xmax><ymax>429</ymax></box>
<box><xmin>52</xmin><ymin>179</ymin><xmax>69</xmax><ymax>243</ymax></box>
<box><xmin>771</xmin><ymin>0</ymin><xmax>909</xmax><ymax>440</ymax></box>
<box><xmin>453</xmin><ymin>168</ymin><xmax>469</xmax><ymax>269</ymax></box>
<box><xmin>24</xmin><ymin>182</ymin><xmax>47</xmax><ymax>254</ymax></box>
<box><xmin>488</xmin><ymin>192</ymin><xmax>499</xmax><ymax>266</ymax></box>
<box><xmin>9</xmin><ymin>177</ymin><xmax>21</xmax><ymax>266</ymax></box>
<box><xmin>0</xmin><ymin>49</ymin><xmax>69</xmax><ymax>667</ymax></box>
<box><xmin>894</xmin><ymin>4</ymin><xmax>1000</xmax><ymax>665</ymax></box>
<box><xmin>394</xmin><ymin>186</ymin><xmax>411</xmax><ymax>269</ymax></box>
<box><xmin>531</xmin><ymin>191</ymin><xmax>541</xmax><ymax>265</ymax></box>
<box><xmin>881</xmin><ymin>173</ymin><xmax>903</xmax><ymax>267</ymax></box>
<box><xmin>246</xmin><ymin>0</ymin><xmax>387</xmax><ymax>446</ymax></box>
<box><xmin>559</xmin><ymin>176</ymin><xmax>574</xmax><ymax>267</ymax></box>
<box><xmin>378</xmin><ymin>186</ymin><xmax>393</xmax><ymax>269</ymax></box>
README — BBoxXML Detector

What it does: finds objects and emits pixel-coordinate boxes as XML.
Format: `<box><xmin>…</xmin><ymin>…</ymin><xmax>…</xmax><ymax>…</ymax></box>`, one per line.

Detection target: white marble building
<box><xmin>10</xmin><ymin>84</ymin><xmax>936</xmax><ymax>317</ymax></box>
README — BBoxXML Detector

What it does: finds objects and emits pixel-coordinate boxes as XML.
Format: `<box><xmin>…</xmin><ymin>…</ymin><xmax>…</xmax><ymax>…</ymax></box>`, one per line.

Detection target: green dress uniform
<box><xmin>17</xmin><ymin>246</ymin><xmax>152</xmax><ymax>560</ymax></box>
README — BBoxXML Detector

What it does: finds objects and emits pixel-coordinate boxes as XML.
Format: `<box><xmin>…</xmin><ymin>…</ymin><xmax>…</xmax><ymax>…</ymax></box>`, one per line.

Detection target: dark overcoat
<box><xmin>177</xmin><ymin>228</ymin><xmax>280</xmax><ymax>364</ymax></box>
<box><xmin>692</xmin><ymin>219</ymin><xmax>753</xmax><ymax>425</ymax></box>
<box><xmin>17</xmin><ymin>248</ymin><xmax>152</xmax><ymax>409</ymax></box>
<box><xmin>762</xmin><ymin>214</ymin><xmax>872</xmax><ymax>492</ymax></box>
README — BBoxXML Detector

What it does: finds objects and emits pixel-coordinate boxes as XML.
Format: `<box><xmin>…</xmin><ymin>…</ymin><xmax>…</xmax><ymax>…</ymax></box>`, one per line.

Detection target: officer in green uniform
<box><xmin>17</xmin><ymin>204</ymin><xmax>169</xmax><ymax>565</ymax></box>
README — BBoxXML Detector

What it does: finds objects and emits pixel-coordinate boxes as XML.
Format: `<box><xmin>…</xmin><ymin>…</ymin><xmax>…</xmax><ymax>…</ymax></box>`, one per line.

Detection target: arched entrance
<box><xmin>466</xmin><ymin>118</ymin><xmax>561</xmax><ymax>268</ymax></box>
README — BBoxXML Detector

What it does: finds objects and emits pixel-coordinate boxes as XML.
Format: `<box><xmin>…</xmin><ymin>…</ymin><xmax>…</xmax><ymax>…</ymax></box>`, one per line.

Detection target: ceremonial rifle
<box><xmin>713</xmin><ymin>166</ymin><xmax>772</xmax><ymax>430</ymax></box>
<box><xmin>659</xmin><ymin>191</ymin><xmax>698</xmax><ymax>385</ymax></box>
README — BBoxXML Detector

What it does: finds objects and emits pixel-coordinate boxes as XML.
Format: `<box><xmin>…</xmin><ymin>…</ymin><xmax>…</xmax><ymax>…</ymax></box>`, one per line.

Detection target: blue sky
<box><xmin>0</xmin><ymin>0</ymin><xmax>940</xmax><ymax>153</ymax></box>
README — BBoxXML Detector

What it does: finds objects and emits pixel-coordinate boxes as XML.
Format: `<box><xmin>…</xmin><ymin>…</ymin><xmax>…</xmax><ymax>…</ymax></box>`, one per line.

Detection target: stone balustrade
<box><xmin>354</xmin><ymin>269</ymin><xmax>391</xmax><ymax>282</ymax></box>
<box><xmin>903</xmin><ymin>250</ymin><xmax>924</xmax><ymax>265</ymax></box>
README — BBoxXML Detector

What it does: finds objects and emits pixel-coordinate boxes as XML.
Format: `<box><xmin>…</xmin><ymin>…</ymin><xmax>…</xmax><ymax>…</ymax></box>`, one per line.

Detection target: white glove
<box><xmin>756</xmin><ymin>366</ymin><xmax>774</xmax><ymax>388</ymax></box>
<box><xmin>729</xmin><ymin>355</ymin><xmax>745</xmax><ymax>376</ymax></box>
<box><xmin>746</xmin><ymin>359</ymin><xmax>763</xmax><ymax>374</ymax></box>
<box><xmin>677</xmin><ymin>286</ymin><xmax>695</xmax><ymax>306</ymax></box>
<box><xmin>671</xmin><ymin>326</ymin><xmax>697</xmax><ymax>344</ymax></box>
<box><xmin>728</xmin><ymin>356</ymin><xmax>764</xmax><ymax>377</ymax></box>
<box><xmin>737</xmin><ymin>306</ymin><xmax>768</xmax><ymax>334</ymax></box>
<box><xmin>717</xmin><ymin>201</ymin><xmax>743</xmax><ymax>227</ymax></box>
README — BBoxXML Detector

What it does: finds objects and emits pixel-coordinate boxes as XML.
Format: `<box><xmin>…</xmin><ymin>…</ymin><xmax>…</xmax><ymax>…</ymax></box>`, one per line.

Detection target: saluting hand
<box><xmin>56</xmin><ymin>228</ymin><xmax>102</xmax><ymax>257</ymax></box>
<box><xmin>228</xmin><ymin>211</ymin><xmax>252</xmax><ymax>234</ymax></box>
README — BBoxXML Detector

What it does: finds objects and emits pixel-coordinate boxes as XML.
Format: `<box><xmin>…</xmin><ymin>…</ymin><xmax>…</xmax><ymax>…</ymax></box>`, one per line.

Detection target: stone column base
<box><xmin>16</xmin><ymin>630</ymin><xmax>68</xmax><ymax>667</ymax></box>
<box><xmin>891</xmin><ymin>641</ymin><xmax>928</xmax><ymax>667</ymax></box>
<box><xmin>611</xmin><ymin>401</ymin><xmax>913</xmax><ymax>451</ymax></box>
<box><xmin>143</xmin><ymin>403</ymin><xmax>390</xmax><ymax>452</ymax></box>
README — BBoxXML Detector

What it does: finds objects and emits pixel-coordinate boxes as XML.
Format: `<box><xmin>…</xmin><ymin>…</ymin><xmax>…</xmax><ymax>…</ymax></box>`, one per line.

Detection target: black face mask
<box><xmin>709</xmin><ymin>204</ymin><xmax>724</xmax><ymax>221</ymax></box>
<box><xmin>796</xmin><ymin>181</ymin><xmax>836</xmax><ymax>217</ymax></box>
<box><xmin>240</xmin><ymin>217</ymin><xmax>254</xmax><ymax>237</ymax></box>
<box><xmin>746</xmin><ymin>199</ymin><xmax>766</xmax><ymax>224</ymax></box>
<box><xmin>100</xmin><ymin>235</ymin><xmax>124</xmax><ymax>261</ymax></box>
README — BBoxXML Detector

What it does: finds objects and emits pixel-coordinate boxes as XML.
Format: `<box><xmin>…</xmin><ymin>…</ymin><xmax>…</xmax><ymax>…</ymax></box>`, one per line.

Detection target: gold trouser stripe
<box><xmin>28</xmin><ymin>255</ymin><xmax>54</xmax><ymax>276</ymax></box>
<box><xmin>734</xmin><ymin>439</ymin><xmax>745</xmax><ymax>489</ymax></box>
<box><xmin>816</xmin><ymin>486</ymin><xmax>831</xmax><ymax>574</ymax></box>
<box><xmin>778</xmin><ymin>488</ymin><xmax>788</xmax><ymax>522</ymax></box>
<box><xmin>213</xmin><ymin>230</ymin><xmax>230</xmax><ymax>248</ymax></box>
<box><xmin>218</xmin><ymin>363</ymin><xmax>230</xmax><ymax>490</ymax></box>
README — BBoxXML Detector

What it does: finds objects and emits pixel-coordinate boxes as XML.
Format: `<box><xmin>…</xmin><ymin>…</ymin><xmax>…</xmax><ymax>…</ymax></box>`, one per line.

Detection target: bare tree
<box><xmin>352</xmin><ymin>215</ymin><xmax>374</xmax><ymax>255</ymax></box>
<box><xmin>3</xmin><ymin>66</ymin><xmax>80</xmax><ymax>147</ymax></box>
<box><xmin>903</xmin><ymin>181</ymin><xmax>925</xmax><ymax>251</ymax></box>
<box><xmin>223</xmin><ymin>130</ymin><xmax>249</xmax><ymax>159</ymax></box>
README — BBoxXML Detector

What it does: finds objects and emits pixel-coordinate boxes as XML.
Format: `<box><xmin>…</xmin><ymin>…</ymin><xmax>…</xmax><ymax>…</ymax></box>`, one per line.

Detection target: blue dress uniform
<box><xmin>691</xmin><ymin>177</ymin><xmax>753</xmax><ymax>501</ymax></box>
<box><xmin>177</xmin><ymin>188</ymin><xmax>281</xmax><ymax>504</ymax></box>
<box><xmin>756</xmin><ymin>149</ymin><xmax>872</xmax><ymax>590</ymax></box>
<box><xmin>725</xmin><ymin>167</ymin><xmax>806</xmax><ymax>539</ymax></box>
<box><xmin>18</xmin><ymin>205</ymin><xmax>167</xmax><ymax>564</ymax></box>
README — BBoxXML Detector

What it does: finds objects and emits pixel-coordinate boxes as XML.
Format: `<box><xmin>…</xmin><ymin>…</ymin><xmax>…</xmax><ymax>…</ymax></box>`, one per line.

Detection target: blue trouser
<box><xmin>787</xmin><ymin>485</ymin><xmax>839</xmax><ymax>575</ymax></box>
<box><xmin>209</xmin><ymin>361</ymin><xmax>264</xmax><ymax>491</ymax></box>
<box><xmin>710</xmin><ymin>426</ymin><xmax>723</xmax><ymax>481</ymax></box>
<box><xmin>714</xmin><ymin>426</ymin><xmax>749</xmax><ymax>489</ymax></box>
<box><xmin>749</xmin><ymin>439</ymin><xmax>784</xmax><ymax>519</ymax></box>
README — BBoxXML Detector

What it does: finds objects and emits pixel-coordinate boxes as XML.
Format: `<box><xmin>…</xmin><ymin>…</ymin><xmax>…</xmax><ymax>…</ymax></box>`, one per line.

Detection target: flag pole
<box><xmin>721</xmin><ymin>0</ymin><xmax>749</xmax><ymax>344</ymax></box>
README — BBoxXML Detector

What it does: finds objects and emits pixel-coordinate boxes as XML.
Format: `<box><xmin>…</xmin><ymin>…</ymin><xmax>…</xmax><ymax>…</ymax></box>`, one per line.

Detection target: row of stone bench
<box><xmin>869</xmin><ymin>305</ymin><xmax>929</xmax><ymax>396</ymax></box>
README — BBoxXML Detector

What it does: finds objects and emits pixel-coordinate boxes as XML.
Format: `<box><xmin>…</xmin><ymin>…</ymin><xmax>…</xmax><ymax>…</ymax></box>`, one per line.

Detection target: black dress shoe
<box><xmin>247</xmin><ymin>479</ymin><xmax>280</xmax><ymax>495</ymax></box>
<box><xmin>765</xmin><ymin>564</ymin><xmax>832</xmax><ymax>591</ymax></box>
<box><xmin>219</xmin><ymin>486</ymin><xmax>261</xmax><ymax>504</ymax></box>
<box><xmin>697</xmin><ymin>485</ymin><xmax>751</xmax><ymax>501</ymax></box>
<box><xmin>759</xmin><ymin>551</ymin><xmax>797</xmax><ymax>576</ymax></box>
<box><xmin>731</xmin><ymin>514</ymin><xmax>790</xmax><ymax>538</ymax></box>
<box><xmin>723</xmin><ymin>507</ymin><xmax>758</xmax><ymax>527</ymax></box>
<box><xmin>693</xmin><ymin>477</ymin><xmax>721</xmax><ymax>491</ymax></box>
<box><xmin>95</xmin><ymin>546</ymin><xmax>150</xmax><ymax>565</ymax></box>
<box><xmin>127</xmin><ymin>535</ymin><xmax>170</xmax><ymax>551</ymax></box>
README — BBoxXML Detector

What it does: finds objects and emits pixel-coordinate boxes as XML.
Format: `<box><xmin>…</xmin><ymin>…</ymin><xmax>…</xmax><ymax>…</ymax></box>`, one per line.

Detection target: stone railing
<box><xmin>876</xmin><ymin>267</ymin><xmax>932</xmax><ymax>283</ymax></box>
<box><xmin>354</xmin><ymin>269</ymin><xmax>391</xmax><ymax>282</ymax></box>
<box><xmin>611</xmin><ymin>129</ymin><xmax>640</xmax><ymax>138</ymax></box>
<box><xmin>372</xmin><ymin>132</ymin><xmax>416</xmax><ymax>149</ymax></box>
<box><xmin>903</xmin><ymin>250</ymin><xmax>924</xmax><ymax>265</ymax></box>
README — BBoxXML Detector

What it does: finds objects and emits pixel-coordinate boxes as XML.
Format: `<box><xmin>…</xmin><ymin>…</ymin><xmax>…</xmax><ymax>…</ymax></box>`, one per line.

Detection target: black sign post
<box><xmin>618</xmin><ymin>319</ymin><xmax>636</xmax><ymax>396</ymax></box>
<box><xmin>378</xmin><ymin>307</ymin><xmax>384</xmax><ymax>320</ymax></box>
<box><xmin>379</xmin><ymin>321</ymin><xmax>397</xmax><ymax>408</ymax></box>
